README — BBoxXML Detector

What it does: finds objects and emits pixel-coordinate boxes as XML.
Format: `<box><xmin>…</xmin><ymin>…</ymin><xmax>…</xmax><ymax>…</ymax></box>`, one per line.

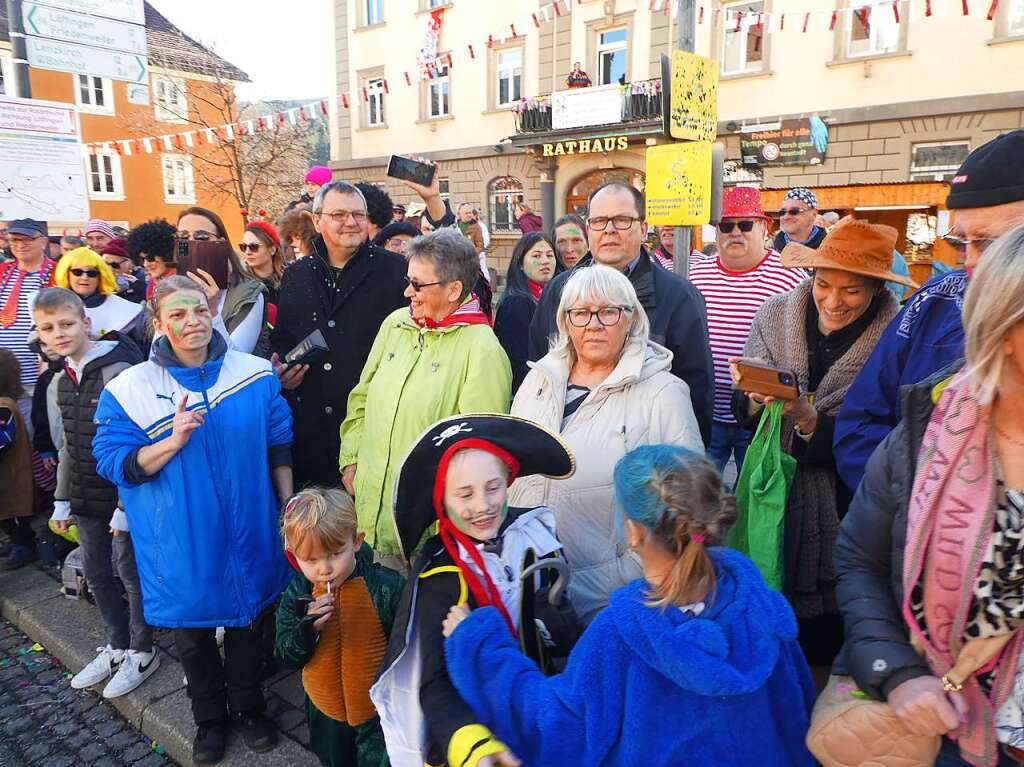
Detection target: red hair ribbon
<box><xmin>431</xmin><ymin>438</ymin><xmax>522</xmax><ymax>637</ymax></box>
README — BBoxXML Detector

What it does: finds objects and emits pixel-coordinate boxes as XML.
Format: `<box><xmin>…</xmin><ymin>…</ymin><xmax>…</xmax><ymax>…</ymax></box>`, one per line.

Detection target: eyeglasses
<box><xmin>587</xmin><ymin>216</ymin><xmax>641</xmax><ymax>231</ymax></box>
<box><xmin>386</xmin><ymin>237</ymin><xmax>409</xmax><ymax>251</ymax></box>
<box><xmin>318</xmin><ymin>210</ymin><xmax>369</xmax><ymax>225</ymax></box>
<box><xmin>69</xmin><ymin>268</ymin><xmax>100</xmax><ymax>278</ymax></box>
<box><xmin>143</xmin><ymin>254</ymin><xmax>174</xmax><ymax>264</ymax></box>
<box><xmin>8</xmin><ymin>236</ymin><xmax>42</xmax><ymax>248</ymax></box>
<box><xmin>404</xmin><ymin>276</ymin><xmax>447</xmax><ymax>292</ymax></box>
<box><xmin>779</xmin><ymin>207</ymin><xmax>810</xmax><ymax>217</ymax></box>
<box><xmin>175</xmin><ymin>230</ymin><xmax>217</xmax><ymax>241</ymax></box>
<box><xmin>238</xmin><ymin>243</ymin><xmax>262</xmax><ymax>253</ymax></box>
<box><xmin>718</xmin><ymin>220</ymin><xmax>757</xmax><ymax>234</ymax></box>
<box><xmin>566</xmin><ymin>306</ymin><xmax>632</xmax><ymax>327</ymax></box>
<box><xmin>941</xmin><ymin>232</ymin><xmax>995</xmax><ymax>256</ymax></box>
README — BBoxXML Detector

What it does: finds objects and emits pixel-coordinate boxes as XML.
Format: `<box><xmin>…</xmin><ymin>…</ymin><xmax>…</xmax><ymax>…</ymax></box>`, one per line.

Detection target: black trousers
<box><xmin>0</xmin><ymin>517</ymin><xmax>36</xmax><ymax>549</ymax></box>
<box><xmin>174</xmin><ymin>610</ymin><xmax>270</xmax><ymax>725</ymax></box>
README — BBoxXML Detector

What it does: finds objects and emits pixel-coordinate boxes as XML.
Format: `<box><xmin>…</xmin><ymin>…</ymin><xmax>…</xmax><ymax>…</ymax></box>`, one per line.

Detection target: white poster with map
<box><xmin>0</xmin><ymin>95</ymin><xmax>89</xmax><ymax>222</ymax></box>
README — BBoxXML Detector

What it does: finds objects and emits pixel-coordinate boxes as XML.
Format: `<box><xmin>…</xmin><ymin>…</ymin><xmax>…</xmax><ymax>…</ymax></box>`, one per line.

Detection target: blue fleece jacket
<box><xmin>833</xmin><ymin>269</ymin><xmax>967</xmax><ymax>492</ymax></box>
<box><xmin>444</xmin><ymin>548</ymin><xmax>816</xmax><ymax>767</ymax></box>
<box><xmin>93</xmin><ymin>334</ymin><xmax>293</xmax><ymax>628</ymax></box>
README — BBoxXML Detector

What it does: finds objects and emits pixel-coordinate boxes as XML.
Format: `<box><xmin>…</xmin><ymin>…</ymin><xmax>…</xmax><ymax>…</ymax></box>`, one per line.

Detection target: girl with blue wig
<box><xmin>442</xmin><ymin>445</ymin><xmax>817</xmax><ymax>766</ymax></box>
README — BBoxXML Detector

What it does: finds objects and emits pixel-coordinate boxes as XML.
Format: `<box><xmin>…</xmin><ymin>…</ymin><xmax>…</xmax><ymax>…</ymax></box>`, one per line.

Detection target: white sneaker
<box><xmin>71</xmin><ymin>645</ymin><xmax>124</xmax><ymax>689</ymax></box>
<box><xmin>102</xmin><ymin>649</ymin><xmax>160</xmax><ymax>699</ymax></box>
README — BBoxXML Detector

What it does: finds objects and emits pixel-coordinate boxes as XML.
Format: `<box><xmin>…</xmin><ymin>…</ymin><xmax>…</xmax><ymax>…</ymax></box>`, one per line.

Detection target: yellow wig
<box><xmin>55</xmin><ymin>247</ymin><xmax>118</xmax><ymax>297</ymax></box>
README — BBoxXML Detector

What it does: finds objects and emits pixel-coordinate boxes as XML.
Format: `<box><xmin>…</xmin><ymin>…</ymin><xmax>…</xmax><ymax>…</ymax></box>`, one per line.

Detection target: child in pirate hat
<box><xmin>370</xmin><ymin>413</ymin><xmax>579</xmax><ymax>767</ymax></box>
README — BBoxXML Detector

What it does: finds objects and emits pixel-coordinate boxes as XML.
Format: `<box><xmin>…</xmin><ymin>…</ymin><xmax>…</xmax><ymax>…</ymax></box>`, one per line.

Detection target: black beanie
<box><xmin>946</xmin><ymin>129</ymin><xmax>1024</xmax><ymax>210</ymax></box>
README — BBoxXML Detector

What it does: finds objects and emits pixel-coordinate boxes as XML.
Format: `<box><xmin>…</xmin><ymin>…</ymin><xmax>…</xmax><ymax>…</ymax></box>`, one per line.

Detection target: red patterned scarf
<box><xmin>0</xmin><ymin>258</ymin><xmax>56</xmax><ymax>328</ymax></box>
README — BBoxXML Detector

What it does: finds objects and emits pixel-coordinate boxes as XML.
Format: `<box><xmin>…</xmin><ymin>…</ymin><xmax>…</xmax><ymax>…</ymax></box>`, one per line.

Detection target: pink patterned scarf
<box><xmin>902</xmin><ymin>372</ymin><xmax>1022</xmax><ymax>767</ymax></box>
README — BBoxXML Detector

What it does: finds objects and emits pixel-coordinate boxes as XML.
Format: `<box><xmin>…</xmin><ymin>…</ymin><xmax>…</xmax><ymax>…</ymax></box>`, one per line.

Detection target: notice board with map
<box><xmin>0</xmin><ymin>95</ymin><xmax>89</xmax><ymax>222</ymax></box>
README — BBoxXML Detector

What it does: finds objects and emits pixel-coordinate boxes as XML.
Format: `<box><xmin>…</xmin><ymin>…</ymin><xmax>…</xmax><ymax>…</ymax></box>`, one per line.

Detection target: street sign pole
<box><xmin>5</xmin><ymin>0</ymin><xmax>32</xmax><ymax>97</ymax></box>
<box><xmin>673</xmin><ymin>0</ymin><xmax>696</xmax><ymax>277</ymax></box>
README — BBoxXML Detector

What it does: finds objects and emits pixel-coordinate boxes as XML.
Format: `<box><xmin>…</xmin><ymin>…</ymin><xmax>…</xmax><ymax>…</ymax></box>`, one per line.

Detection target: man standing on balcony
<box><xmin>567</xmin><ymin>61</ymin><xmax>592</xmax><ymax>88</ymax></box>
<box><xmin>772</xmin><ymin>188</ymin><xmax>827</xmax><ymax>252</ymax></box>
<box><xmin>528</xmin><ymin>182</ymin><xmax>715</xmax><ymax>446</ymax></box>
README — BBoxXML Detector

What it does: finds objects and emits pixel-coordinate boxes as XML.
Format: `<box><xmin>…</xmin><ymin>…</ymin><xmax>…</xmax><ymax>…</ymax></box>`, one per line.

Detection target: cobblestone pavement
<box><xmin>0</xmin><ymin>619</ymin><xmax>176</xmax><ymax>767</ymax></box>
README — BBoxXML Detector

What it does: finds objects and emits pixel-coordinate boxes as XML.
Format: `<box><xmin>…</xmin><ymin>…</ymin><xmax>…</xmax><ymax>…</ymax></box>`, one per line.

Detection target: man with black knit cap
<box><xmin>834</xmin><ymin>129</ymin><xmax>1024</xmax><ymax>492</ymax></box>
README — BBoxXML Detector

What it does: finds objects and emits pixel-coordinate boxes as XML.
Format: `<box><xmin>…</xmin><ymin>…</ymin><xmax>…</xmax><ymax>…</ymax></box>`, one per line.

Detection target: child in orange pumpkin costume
<box><xmin>274</xmin><ymin>487</ymin><xmax>405</xmax><ymax>767</ymax></box>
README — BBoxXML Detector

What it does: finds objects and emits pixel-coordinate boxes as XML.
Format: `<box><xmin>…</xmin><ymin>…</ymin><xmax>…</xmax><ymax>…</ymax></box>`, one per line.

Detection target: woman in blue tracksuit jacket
<box><xmin>442</xmin><ymin>445</ymin><xmax>816</xmax><ymax>767</ymax></box>
<box><xmin>93</xmin><ymin>275</ymin><xmax>293</xmax><ymax>758</ymax></box>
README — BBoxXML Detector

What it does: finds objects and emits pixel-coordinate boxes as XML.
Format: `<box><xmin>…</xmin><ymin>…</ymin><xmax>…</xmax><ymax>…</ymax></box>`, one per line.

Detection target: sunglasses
<box><xmin>779</xmin><ymin>207</ymin><xmax>810</xmax><ymax>217</ymax></box>
<box><xmin>718</xmin><ymin>220</ymin><xmax>756</xmax><ymax>234</ymax></box>
<box><xmin>238</xmin><ymin>243</ymin><xmax>262</xmax><ymax>253</ymax></box>
<box><xmin>175</xmin><ymin>230</ymin><xmax>217</xmax><ymax>241</ymax></box>
<box><xmin>69</xmin><ymin>268</ymin><xmax>100</xmax><ymax>278</ymax></box>
<box><xmin>105</xmin><ymin>259</ymin><xmax>128</xmax><ymax>269</ymax></box>
<box><xmin>403</xmin><ymin>276</ymin><xmax>446</xmax><ymax>292</ymax></box>
<box><xmin>143</xmin><ymin>254</ymin><xmax>174</xmax><ymax>264</ymax></box>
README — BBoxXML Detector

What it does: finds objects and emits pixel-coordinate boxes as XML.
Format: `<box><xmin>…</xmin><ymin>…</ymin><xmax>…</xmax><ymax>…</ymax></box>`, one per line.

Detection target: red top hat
<box><xmin>721</xmin><ymin>186</ymin><xmax>769</xmax><ymax>220</ymax></box>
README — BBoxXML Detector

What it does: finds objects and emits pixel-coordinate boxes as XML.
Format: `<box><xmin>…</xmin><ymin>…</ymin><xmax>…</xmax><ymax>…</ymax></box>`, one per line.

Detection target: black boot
<box><xmin>234</xmin><ymin>711</ymin><xmax>277</xmax><ymax>754</ymax></box>
<box><xmin>192</xmin><ymin>719</ymin><xmax>228</xmax><ymax>764</ymax></box>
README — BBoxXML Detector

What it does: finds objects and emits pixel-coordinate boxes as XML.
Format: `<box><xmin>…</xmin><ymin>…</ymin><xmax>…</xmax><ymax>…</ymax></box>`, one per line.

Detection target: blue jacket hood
<box><xmin>151</xmin><ymin>332</ymin><xmax>228</xmax><ymax>390</ymax></box>
<box><xmin>610</xmin><ymin>548</ymin><xmax>799</xmax><ymax>696</ymax></box>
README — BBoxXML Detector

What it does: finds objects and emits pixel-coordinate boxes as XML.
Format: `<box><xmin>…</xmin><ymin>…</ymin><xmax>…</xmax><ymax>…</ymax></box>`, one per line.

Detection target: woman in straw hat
<box><xmin>729</xmin><ymin>216</ymin><xmax>917</xmax><ymax>670</ymax></box>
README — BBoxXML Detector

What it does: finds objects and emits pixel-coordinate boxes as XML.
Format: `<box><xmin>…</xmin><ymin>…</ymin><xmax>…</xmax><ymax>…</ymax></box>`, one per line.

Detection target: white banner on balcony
<box><xmin>551</xmin><ymin>84</ymin><xmax>622</xmax><ymax>131</ymax></box>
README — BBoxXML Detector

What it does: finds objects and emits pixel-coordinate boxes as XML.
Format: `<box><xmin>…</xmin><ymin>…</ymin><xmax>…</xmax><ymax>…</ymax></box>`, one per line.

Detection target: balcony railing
<box><xmin>513</xmin><ymin>78</ymin><xmax>663</xmax><ymax>134</ymax></box>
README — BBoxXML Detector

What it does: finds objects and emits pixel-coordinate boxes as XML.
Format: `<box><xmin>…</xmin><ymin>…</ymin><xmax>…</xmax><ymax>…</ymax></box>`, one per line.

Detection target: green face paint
<box><xmin>161</xmin><ymin>294</ymin><xmax>211</xmax><ymax>346</ymax></box>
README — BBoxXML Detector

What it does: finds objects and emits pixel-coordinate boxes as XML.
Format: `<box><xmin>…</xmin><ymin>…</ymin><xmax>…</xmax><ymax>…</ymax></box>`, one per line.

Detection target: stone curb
<box><xmin>0</xmin><ymin>565</ymin><xmax>317</xmax><ymax>767</ymax></box>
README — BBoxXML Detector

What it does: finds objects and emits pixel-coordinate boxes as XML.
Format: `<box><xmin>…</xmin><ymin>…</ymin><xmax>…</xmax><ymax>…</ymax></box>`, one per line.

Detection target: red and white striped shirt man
<box><xmin>688</xmin><ymin>250</ymin><xmax>806</xmax><ymax>423</ymax></box>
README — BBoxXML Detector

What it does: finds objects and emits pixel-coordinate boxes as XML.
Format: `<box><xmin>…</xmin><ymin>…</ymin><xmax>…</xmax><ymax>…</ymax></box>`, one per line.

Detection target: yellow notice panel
<box><xmin>645</xmin><ymin>142</ymin><xmax>712</xmax><ymax>226</ymax></box>
<box><xmin>670</xmin><ymin>50</ymin><xmax>718</xmax><ymax>142</ymax></box>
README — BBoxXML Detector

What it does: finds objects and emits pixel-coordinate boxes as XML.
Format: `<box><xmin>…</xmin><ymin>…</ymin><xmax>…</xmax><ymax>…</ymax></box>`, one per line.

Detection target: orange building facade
<box><xmin>0</xmin><ymin>3</ymin><xmax>249</xmax><ymax>243</ymax></box>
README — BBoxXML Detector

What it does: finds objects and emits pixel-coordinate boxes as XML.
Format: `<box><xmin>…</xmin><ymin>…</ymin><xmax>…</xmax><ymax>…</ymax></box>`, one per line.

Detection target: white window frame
<box><xmin>365</xmin><ymin>0</ymin><xmax>383</xmax><ymax>26</ymax></box>
<box><xmin>366</xmin><ymin>77</ymin><xmax>386</xmax><ymax>127</ymax></box>
<box><xmin>153</xmin><ymin>75</ymin><xmax>188</xmax><ymax>123</ymax></box>
<box><xmin>160</xmin><ymin>154</ymin><xmax>196</xmax><ymax>204</ymax></box>
<box><xmin>909</xmin><ymin>141</ymin><xmax>971</xmax><ymax>183</ymax></box>
<box><xmin>596</xmin><ymin>27</ymin><xmax>628</xmax><ymax>86</ymax></box>
<box><xmin>0</xmin><ymin>51</ymin><xmax>13</xmax><ymax>97</ymax></box>
<box><xmin>495</xmin><ymin>48</ymin><xmax>523</xmax><ymax>108</ymax></box>
<box><xmin>844</xmin><ymin>0</ymin><xmax>900</xmax><ymax>58</ymax></box>
<box><xmin>488</xmin><ymin>176</ymin><xmax>524</xmax><ymax>234</ymax></box>
<box><xmin>85</xmin><ymin>150</ymin><xmax>125</xmax><ymax>201</ymax></box>
<box><xmin>427</xmin><ymin>64</ymin><xmax>450</xmax><ymax>119</ymax></box>
<box><xmin>75</xmin><ymin>74</ymin><xmax>114</xmax><ymax>115</ymax></box>
<box><xmin>1006</xmin><ymin>0</ymin><xmax>1024</xmax><ymax>35</ymax></box>
<box><xmin>720</xmin><ymin>2</ymin><xmax>766</xmax><ymax>76</ymax></box>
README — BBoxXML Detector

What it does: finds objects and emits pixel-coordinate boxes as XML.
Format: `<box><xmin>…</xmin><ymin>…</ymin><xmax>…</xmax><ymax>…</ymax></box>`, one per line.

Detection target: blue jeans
<box><xmin>707</xmin><ymin>421</ymin><xmax>752</xmax><ymax>477</ymax></box>
<box><xmin>935</xmin><ymin>738</ymin><xmax>1021</xmax><ymax>766</ymax></box>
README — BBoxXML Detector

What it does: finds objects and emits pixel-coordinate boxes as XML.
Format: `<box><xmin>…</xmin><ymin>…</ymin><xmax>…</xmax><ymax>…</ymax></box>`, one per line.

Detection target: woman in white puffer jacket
<box><xmin>511</xmin><ymin>265</ymin><xmax>702</xmax><ymax>623</ymax></box>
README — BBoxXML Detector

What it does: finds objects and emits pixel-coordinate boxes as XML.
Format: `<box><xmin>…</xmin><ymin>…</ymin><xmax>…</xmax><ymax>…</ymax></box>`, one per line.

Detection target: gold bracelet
<box><xmin>941</xmin><ymin>674</ymin><xmax>964</xmax><ymax>693</ymax></box>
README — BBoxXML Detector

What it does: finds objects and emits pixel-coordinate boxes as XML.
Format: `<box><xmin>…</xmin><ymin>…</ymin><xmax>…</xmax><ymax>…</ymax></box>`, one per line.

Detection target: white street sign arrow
<box><xmin>26</xmin><ymin>36</ymin><xmax>148</xmax><ymax>83</ymax></box>
<box><xmin>23</xmin><ymin>4</ymin><xmax>147</xmax><ymax>55</ymax></box>
<box><xmin>28</xmin><ymin>0</ymin><xmax>144</xmax><ymax>24</ymax></box>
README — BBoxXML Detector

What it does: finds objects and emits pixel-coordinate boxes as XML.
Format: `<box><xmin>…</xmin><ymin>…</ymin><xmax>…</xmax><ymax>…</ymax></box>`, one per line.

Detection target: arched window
<box><xmin>488</xmin><ymin>176</ymin><xmax>524</xmax><ymax>233</ymax></box>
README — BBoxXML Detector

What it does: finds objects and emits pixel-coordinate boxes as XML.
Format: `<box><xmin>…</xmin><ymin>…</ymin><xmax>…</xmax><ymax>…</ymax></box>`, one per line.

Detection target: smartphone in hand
<box><xmin>386</xmin><ymin>155</ymin><xmax>436</xmax><ymax>187</ymax></box>
<box><xmin>734</xmin><ymin>360</ymin><xmax>800</xmax><ymax>401</ymax></box>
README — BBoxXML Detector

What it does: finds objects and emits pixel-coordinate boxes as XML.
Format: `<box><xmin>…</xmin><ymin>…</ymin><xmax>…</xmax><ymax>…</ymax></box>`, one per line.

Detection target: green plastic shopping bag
<box><xmin>726</xmin><ymin>400</ymin><xmax>797</xmax><ymax>591</ymax></box>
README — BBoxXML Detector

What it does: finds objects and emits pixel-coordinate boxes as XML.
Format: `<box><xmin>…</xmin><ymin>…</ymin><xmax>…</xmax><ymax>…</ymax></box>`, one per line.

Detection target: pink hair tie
<box><xmin>691</xmin><ymin>533</ymin><xmax>706</xmax><ymax>544</ymax></box>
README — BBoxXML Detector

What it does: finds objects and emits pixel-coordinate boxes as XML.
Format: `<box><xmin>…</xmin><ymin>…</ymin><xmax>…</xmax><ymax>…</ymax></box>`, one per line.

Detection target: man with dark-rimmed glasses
<box><xmin>271</xmin><ymin>180</ymin><xmax>407</xmax><ymax>490</ymax></box>
<box><xmin>528</xmin><ymin>181</ymin><xmax>715</xmax><ymax>446</ymax></box>
<box><xmin>835</xmin><ymin>129</ymin><xmax>1024</xmax><ymax>493</ymax></box>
